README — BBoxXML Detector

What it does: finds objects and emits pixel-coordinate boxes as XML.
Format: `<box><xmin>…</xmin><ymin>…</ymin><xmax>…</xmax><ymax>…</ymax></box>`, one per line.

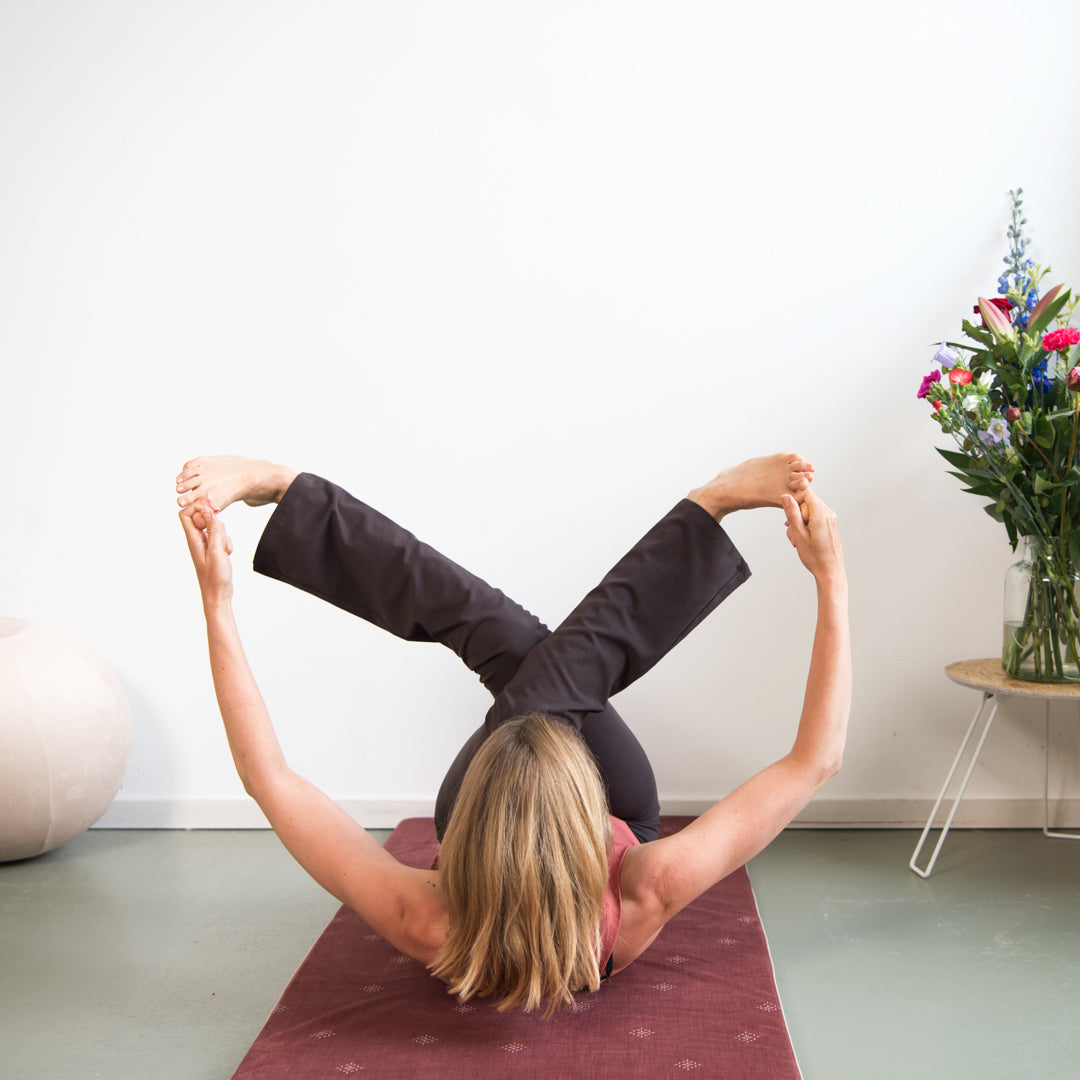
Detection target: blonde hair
<box><xmin>431</xmin><ymin>714</ymin><xmax>612</xmax><ymax>1016</ymax></box>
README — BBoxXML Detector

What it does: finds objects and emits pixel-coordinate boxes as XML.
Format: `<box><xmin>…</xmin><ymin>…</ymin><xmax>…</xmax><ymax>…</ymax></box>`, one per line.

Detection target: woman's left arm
<box><xmin>618</xmin><ymin>491</ymin><xmax>850</xmax><ymax>937</ymax></box>
<box><xmin>181</xmin><ymin>503</ymin><xmax>445</xmax><ymax>959</ymax></box>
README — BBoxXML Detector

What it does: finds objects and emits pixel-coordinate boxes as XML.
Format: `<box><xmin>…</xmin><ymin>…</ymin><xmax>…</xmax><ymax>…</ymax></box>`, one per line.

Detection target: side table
<box><xmin>909</xmin><ymin>658</ymin><xmax>1080</xmax><ymax>878</ymax></box>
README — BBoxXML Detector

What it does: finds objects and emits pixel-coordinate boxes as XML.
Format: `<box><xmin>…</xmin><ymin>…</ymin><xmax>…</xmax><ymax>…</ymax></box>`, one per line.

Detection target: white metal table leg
<box><xmin>1043</xmin><ymin>701</ymin><xmax>1080</xmax><ymax>839</ymax></box>
<box><xmin>910</xmin><ymin>691</ymin><xmax>1002</xmax><ymax>877</ymax></box>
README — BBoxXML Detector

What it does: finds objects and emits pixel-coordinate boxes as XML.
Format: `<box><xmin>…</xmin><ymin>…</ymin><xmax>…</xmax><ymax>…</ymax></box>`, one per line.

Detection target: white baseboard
<box><xmin>93</xmin><ymin>798</ymin><xmax>437</xmax><ymax>830</ymax></box>
<box><xmin>93</xmin><ymin>796</ymin><xmax>1080</xmax><ymax>831</ymax></box>
<box><xmin>663</xmin><ymin>797</ymin><xmax>1080</xmax><ymax>829</ymax></box>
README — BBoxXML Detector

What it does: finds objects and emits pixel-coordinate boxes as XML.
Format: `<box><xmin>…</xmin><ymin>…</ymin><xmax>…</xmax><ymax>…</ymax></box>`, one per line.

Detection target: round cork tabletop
<box><xmin>945</xmin><ymin>658</ymin><xmax>1080</xmax><ymax>699</ymax></box>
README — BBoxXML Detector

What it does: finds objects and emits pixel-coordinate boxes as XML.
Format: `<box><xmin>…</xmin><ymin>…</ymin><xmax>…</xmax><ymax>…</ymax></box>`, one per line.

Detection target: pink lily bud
<box><xmin>1005</xmin><ymin>406</ymin><xmax>1022</xmax><ymax>422</ymax></box>
<box><xmin>1068</xmin><ymin>368</ymin><xmax>1080</xmax><ymax>392</ymax></box>
<box><xmin>1029</xmin><ymin>284</ymin><xmax>1067</xmax><ymax>328</ymax></box>
<box><xmin>977</xmin><ymin>296</ymin><xmax>1016</xmax><ymax>343</ymax></box>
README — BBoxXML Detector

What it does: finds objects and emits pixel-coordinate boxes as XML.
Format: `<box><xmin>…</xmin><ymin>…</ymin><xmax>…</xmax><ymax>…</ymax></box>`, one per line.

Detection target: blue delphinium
<box><xmin>1030</xmin><ymin>357</ymin><xmax>1054</xmax><ymax>396</ymax></box>
<box><xmin>998</xmin><ymin>188</ymin><xmax>1038</xmax><ymax>329</ymax></box>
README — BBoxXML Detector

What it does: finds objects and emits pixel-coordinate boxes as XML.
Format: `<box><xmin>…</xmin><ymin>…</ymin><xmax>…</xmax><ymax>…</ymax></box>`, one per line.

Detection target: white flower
<box><xmin>962</xmin><ymin>394</ymin><xmax>981</xmax><ymax>412</ymax></box>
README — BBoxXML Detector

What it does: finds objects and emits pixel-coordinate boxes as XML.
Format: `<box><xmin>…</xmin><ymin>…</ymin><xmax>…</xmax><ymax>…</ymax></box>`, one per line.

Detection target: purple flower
<box><xmin>917</xmin><ymin>369</ymin><xmax>942</xmax><ymax>399</ymax></box>
<box><xmin>933</xmin><ymin>343</ymin><xmax>960</xmax><ymax>370</ymax></box>
<box><xmin>980</xmin><ymin>417</ymin><xmax>1011</xmax><ymax>446</ymax></box>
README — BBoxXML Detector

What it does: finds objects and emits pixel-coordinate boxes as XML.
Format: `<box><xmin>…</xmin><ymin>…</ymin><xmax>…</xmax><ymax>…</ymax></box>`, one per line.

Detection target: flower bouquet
<box><xmin>919</xmin><ymin>189</ymin><xmax>1080</xmax><ymax>681</ymax></box>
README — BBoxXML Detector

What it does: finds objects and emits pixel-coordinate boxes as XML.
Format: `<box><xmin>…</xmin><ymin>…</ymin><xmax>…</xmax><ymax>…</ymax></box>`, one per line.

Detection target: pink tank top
<box><xmin>598</xmin><ymin>816</ymin><xmax>640</xmax><ymax>977</ymax></box>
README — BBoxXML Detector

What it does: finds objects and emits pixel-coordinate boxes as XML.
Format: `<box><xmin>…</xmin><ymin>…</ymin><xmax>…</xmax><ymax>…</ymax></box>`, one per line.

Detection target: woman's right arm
<box><xmin>181</xmin><ymin>502</ymin><xmax>447</xmax><ymax>961</ymax></box>
<box><xmin>619</xmin><ymin>489</ymin><xmax>850</xmax><ymax>931</ymax></box>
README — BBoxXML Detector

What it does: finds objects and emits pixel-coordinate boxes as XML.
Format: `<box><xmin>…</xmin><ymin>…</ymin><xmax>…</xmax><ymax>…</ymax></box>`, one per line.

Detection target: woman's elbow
<box><xmin>820</xmin><ymin>755</ymin><xmax>842</xmax><ymax>785</ymax></box>
<box><xmin>822</xmin><ymin>749</ymin><xmax>843</xmax><ymax>781</ymax></box>
<box><xmin>789</xmin><ymin>749</ymin><xmax>842</xmax><ymax>790</ymax></box>
<box><xmin>238</xmin><ymin>760</ymin><xmax>289</xmax><ymax>803</ymax></box>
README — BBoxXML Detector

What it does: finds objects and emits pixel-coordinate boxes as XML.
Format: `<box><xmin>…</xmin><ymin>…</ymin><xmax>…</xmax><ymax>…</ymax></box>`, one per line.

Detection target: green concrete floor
<box><xmin>2</xmin><ymin>828</ymin><xmax>1078</xmax><ymax>1080</ymax></box>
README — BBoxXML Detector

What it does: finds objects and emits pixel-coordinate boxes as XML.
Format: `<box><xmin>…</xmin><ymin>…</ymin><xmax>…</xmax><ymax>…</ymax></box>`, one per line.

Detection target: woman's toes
<box><xmin>176</xmin><ymin>469</ymin><xmax>199</xmax><ymax>493</ymax></box>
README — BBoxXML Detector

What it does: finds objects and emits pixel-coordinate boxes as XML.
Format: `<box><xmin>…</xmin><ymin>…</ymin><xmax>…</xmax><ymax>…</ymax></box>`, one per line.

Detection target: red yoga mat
<box><xmin>231</xmin><ymin>817</ymin><xmax>800</xmax><ymax>1079</ymax></box>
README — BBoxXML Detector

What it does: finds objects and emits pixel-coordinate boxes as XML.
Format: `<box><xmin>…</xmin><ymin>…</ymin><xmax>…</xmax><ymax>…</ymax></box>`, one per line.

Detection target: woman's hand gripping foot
<box><xmin>180</xmin><ymin>499</ymin><xmax>237</xmax><ymax>608</ymax></box>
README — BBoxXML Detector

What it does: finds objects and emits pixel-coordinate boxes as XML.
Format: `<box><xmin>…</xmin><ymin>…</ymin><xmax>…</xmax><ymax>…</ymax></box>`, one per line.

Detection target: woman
<box><xmin>177</xmin><ymin>453</ymin><xmax>849</xmax><ymax>1015</ymax></box>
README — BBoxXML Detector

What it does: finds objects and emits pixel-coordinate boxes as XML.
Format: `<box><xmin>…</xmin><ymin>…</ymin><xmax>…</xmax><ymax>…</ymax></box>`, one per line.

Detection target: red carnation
<box><xmin>1043</xmin><ymin>327</ymin><xmax>1080</xmax><ymax>353</ymax></box>
<box><xmin>949</xmin><ymin>368</ymin><xmax>973</xmax><ymax>385</ymax></box>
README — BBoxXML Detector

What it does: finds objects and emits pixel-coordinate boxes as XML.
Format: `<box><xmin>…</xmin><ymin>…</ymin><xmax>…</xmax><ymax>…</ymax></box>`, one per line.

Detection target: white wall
<box><xmin>4</xmin><ymin>0</ymin><xmax>1080</xmax><ymax>828</ymax></box>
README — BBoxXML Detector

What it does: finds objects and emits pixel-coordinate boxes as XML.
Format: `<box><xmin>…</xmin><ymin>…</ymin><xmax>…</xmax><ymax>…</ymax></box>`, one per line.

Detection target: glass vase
<box><xmin>1002</xmin><ymin>536</ymin><xmax>1080</xmax><ymax>682</ymax></box>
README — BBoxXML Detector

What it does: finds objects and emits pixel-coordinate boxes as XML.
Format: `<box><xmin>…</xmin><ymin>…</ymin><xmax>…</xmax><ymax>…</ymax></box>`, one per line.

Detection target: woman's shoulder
<box><xmin>602</xmin><ymin>818</ymin><xmax>665</xmax><ymax>973</ymax></box>
<box><xmin>609</xmin><ymin>843</ymin><xmax>665</xmax><ymax>971</ymax></box>
<box><xmin>349</xmin><ymin>864</ymin><xmax>450</xmax><ymax>966</ymax></box>
<box><xmin>609</xmin><ymin>814</ymin><xmax>640</xmax><ymax>852</ymax></box>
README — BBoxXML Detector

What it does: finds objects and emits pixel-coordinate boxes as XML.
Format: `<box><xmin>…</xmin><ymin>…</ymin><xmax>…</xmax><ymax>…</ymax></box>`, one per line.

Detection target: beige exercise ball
<box><xmin>0</xmin><ymin>617</ymin><xmax>131</xmax><ymax>862</ymax></box>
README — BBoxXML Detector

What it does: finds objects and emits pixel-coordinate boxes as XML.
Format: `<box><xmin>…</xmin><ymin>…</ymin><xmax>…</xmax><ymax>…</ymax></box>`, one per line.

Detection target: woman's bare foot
<box><xmin>176</xmin><ymin>456</ymin><xmax>297</xmax><ymax>516</ymax></box>
<box><xmin>689</xmin><ymin>453</ymin><xmax>814</xmax><ymax>522</ymax></box>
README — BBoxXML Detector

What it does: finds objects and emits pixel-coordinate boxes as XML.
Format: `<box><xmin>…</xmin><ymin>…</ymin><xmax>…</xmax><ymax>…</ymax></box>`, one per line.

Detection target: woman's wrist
<box><xmin>814</xmin><ymin>570</ymin><xmax>848</xmax><ymax>605</ymax></box>
<box><xmin>201</xmin><ymin>587</ymin><xmax>234</xmax><ymax>616</ymax></box>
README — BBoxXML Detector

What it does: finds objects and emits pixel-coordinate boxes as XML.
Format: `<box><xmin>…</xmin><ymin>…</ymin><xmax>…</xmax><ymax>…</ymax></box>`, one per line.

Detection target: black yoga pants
<box><xmin>252</xmin><ymin>473</ymin><xmax>750</xmax><ymax>843</ymax></box>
